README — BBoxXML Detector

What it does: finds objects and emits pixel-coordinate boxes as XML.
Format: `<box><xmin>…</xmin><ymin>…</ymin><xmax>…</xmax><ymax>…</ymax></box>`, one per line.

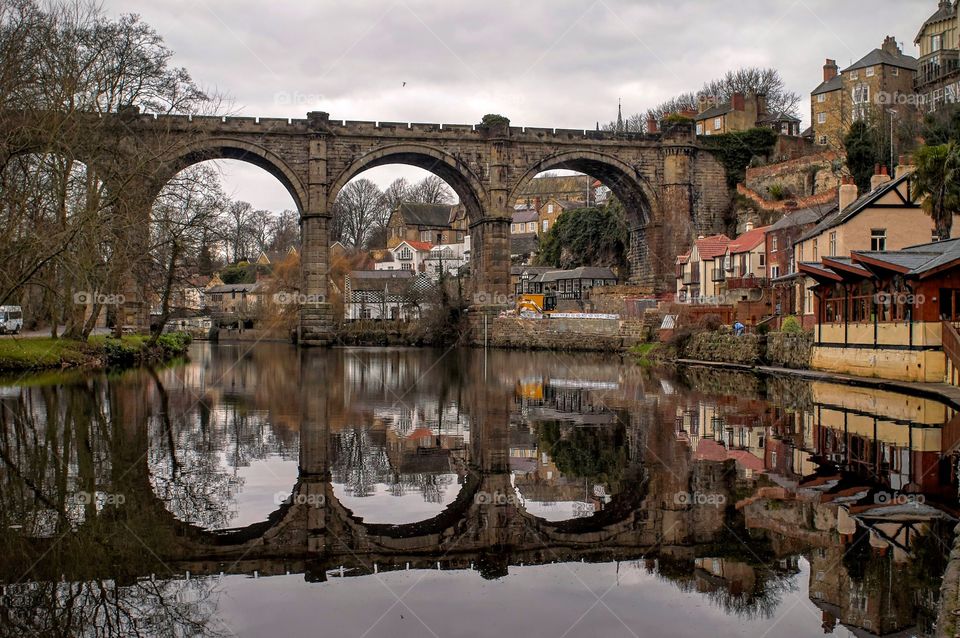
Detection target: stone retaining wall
<box><xmin>682</xmin><ymin>332</ymin><xmax>764</xmax><ymax>365</ymax></box>
<box><xmin>468</xmin><ymin>315</ymin><xmax>649</xmax><ymax>351</ymax></box>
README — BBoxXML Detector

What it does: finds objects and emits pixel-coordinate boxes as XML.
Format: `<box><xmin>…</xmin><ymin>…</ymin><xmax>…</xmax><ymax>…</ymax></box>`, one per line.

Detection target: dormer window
<box><xmin>399</xmin><ymin>247</ymin><xmax>412</xmax><ymax>260</ymax></box>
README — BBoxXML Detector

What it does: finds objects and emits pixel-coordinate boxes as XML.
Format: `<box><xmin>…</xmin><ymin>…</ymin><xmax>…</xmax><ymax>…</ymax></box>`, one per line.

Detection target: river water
<box><xmin>0</xmin><ymin>342</ymin><xmax>958</xmax><ymax>637</ymax></box>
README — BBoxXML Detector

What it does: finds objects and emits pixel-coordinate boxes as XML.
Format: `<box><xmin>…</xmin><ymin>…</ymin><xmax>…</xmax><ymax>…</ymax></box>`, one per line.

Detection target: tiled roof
<box><xmin>695</xmin><ymin>234</ymin><xmax>731</xmax><ymax>260</ymax></box>
<box><xmin>728</xmin><ymin>226</ymin><xmax>771</xmax><ymax>253</ymax></box>
<box><xmin>758</xmin><ymin>111</ymin><xmax>800</xmax><ymax>124</ymax></box>
<box><xmin>696</xmin><ymin>103</ymin><xmax>733</xmax><ymax>120</ymax></box>
<box><xmin>397</xmin><ymin>240</ymin><xmax>434</xmax><ymax>252</ymax></box>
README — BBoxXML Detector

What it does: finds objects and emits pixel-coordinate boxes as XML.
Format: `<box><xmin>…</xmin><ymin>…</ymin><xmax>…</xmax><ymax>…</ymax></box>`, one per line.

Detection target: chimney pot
<box><xmin>731</xmin><ymin>92</ymin><xmax>745</xmax><ymax>111</ymax></box>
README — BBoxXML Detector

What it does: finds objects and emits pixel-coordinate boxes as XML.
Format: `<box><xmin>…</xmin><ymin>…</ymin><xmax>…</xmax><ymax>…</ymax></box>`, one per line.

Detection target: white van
<box><xmin>0</xmin><ymin>306</ymin><xmax>23</xmax><ymax>334</ymax></box>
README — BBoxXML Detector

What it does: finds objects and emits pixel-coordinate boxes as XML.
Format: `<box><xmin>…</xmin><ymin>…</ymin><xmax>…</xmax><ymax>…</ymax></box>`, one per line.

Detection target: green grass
<box><xmin>629</xmin><ymin>342</ymin><xmax>660</xmax><ymax>366</ymax></box>
<box><xmin>0</xmin><ymin>333</ymin><xmax>191</xmax><ymax>372</ymax></box>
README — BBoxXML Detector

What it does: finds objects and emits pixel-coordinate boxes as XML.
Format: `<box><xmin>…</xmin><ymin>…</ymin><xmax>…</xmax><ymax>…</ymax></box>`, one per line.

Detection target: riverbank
<box><xmin>0</xmin><ymin>333</ymin><xmax>192</xmax><ymax>372</ymax></box>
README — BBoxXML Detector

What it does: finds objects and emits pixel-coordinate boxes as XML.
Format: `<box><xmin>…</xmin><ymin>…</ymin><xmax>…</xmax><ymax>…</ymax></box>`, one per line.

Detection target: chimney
<box><xmin>744</xmin><ymin>221</ymin><xmax>754</xmax><ymax>232</ymax></box>
<box><xmin>533</xmin><ymin>196</ymin><xmax>542</xmax><ymax>211</ymax></box>
<box><xmin>755</xmin><ymin>92</ymin><xmax>768</xmax><ymax>117</ymax></box>
<box><xmin>646</xmin><ymin>115</ymin><xmax>658</xmax><ymax>134</ymax></box>
<box><xmin>881</xmin><ymin>36</ymin><xmax>900</xmax><ymax>55</ymax></box>
<box><xmin>823</xmin><ymin>59</ymin><xmax>838</xmax><ymax>83</ymax></box>
<box><xmin>840</xmin><ymin>176</ymin><xmax>859</xmax><ymax>212</ymax></box>
<box><xmin>698</xmin><ymin>95</ymin><xmax>710</xmax><ymax>114</ymax></box>
<box><xmin>895</xmin><ymin>154</ymin><xmax>915</xmax><ymax>178</ymax></box>
<box><xmin>871</xmin><ymin>164</ymin><xmax>892</xmax><ymax>191</ymax></box>
<box><xmin>731</xmin><ymin>92</ymin><xmax>745</xmax><ymax>111</ymax></box>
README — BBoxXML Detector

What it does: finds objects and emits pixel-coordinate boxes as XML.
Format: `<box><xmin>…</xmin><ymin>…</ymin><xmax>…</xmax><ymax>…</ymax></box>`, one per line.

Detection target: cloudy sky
<box><xmin>100</xmin><ymin>0</ymin><xmax>931</xmax><ymax>212</ymax></box>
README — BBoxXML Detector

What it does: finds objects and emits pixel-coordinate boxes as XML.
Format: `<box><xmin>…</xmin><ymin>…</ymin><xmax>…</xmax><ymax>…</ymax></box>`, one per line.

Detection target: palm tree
<box><xmin>913</xmin><ymin>141</ymin><xmax>960</xmax><ymax>241</ymax></box>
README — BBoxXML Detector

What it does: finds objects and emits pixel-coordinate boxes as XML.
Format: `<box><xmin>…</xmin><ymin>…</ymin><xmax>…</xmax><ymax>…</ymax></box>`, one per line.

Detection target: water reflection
<box><xmin>0</xmin><ymin>344</ymin><xmax>957</xmax><ymax>637</ymax></box>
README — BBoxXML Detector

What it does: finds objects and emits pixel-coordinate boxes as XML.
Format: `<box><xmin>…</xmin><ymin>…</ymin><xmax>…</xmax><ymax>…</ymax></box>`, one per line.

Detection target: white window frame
<box><xmin>819</xmin><ymin>135</ymin><xmax>828</xmax><ymax>145</ymax></box>
<box><xmin>817</xmin><ymin>112</ymin><xmax>827</xmax><ymax>124</ymax></box>
<box><xmin>527</xmin><ymin>221</ymin><xmax>535</xmax><ymax>232</ymax></box>
<box><xmin>542</xmin><ymin>220</ymin><xmax>548</xmax><ymax>232</ymax></box>
<box><xmin>696</xmin><ymin>123</ymin><xmax>703</xmax><ymax>134</ymax></box>
<box><xmin>714</xmin><ymin>117</ymin><xmax>722</xmax><ymax>130</ymax></box>
<box><xmin>829</xmin><ymin>231</ymin><xmax>837</xmax><ymax>256</ymax></box>
<box><xmin>870</xmin><ymin>228</ymin><xmax>886</xmax><ymax>252</ymax></box>
<box><xmin>817</xmin><ymin>94</ymin><xmax>826</xmax><ymax>103</ymax></box>
<box><xmin>547</xmin><ymin>204</ymin><xmax>554</xmax><ymax>213</ymax></box>
<box><xmin>771</xmin><ymin>237</ymin><xmax>778</xmax><ymax>252</ymax></box>
<box><xmin>850</xmin><ymin>70</ymin><xmax>859</xmax><ymax>80</ymax></box>
<box><xmin>865</xmin><ymin>66</ymin><xmax>875</xmax><ymax>77</ymax></box>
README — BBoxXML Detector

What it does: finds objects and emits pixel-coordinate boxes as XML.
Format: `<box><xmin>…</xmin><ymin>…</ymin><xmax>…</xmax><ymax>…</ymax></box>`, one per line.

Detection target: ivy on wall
<box><xmin>700</xmin><ymin>128</ymin><xmax>778</xmax><ymax>187</ymax></box>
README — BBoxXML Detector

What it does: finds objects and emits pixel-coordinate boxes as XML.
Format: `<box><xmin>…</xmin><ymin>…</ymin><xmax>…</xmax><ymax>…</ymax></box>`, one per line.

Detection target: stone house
<box><xmin>793</xmin><ymin>164</ymin><xmax>960</xmax><ymax>327</ymax></box>
<box><xmin>538</xmin><ymin>198</ymin><xmax>581</xmax><ymax>235</ymax></box>
<box><xmin>810</xmin><ymin>37</ymin><xmax>918</xmax><ymax>149</ymax></box>
<box><xmin>694</xmin><ymin>92</ymin><xmax>779</xmax><ymax>136</ymax></box>
<box><xmin>676</xmin><ymin>234</ymin><xmax>731</xmax><ymax>303</ymax></box>
<box><xmin>511</xmin><ymin>208</ymin><xmax>539</xmax><ymax>235</ymax></box>
<box><xmin>205</xmin><ymin>282</ymin><xmax>263</xmax><ymax>316</ymax></box>
<box><xmin>512</xmin><ymin>174</ymin><xmax>598</xmax><ymax>209</ymax></box>
<box><xmin>386</xmin><ymin>202</ymin><xmax>466</xmax><ymax>248</ymax></box>
<box><xmin>915</xmin><ymin>0</ymin><xmax>960</xmax><ymax>112</ymax></box>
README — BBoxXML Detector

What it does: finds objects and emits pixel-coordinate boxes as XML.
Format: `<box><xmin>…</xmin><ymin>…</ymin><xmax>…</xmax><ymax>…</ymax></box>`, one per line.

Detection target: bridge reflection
<box><xmin>0</xmin><ymin>347</ymin><xmax>957</xmax><ymax>636</ymax></box>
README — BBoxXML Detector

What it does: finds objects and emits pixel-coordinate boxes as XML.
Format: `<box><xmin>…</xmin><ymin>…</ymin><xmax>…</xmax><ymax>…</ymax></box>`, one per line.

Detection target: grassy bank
<box><xmin>0</xmin><ymin>333</ymin><xmax>192</xmax><ymax>372</ymax></box>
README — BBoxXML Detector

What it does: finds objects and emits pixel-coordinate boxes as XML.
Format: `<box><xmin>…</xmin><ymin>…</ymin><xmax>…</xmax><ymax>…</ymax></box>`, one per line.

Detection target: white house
<box><xmin>423</xmin><ymin>236</ymin><xmax>471</xmax><ymax>278</ymax></box>
<box><xmin>374</xmin><ymin>240</ymin><xmax>433</xmax><ymax>273</ymax></box>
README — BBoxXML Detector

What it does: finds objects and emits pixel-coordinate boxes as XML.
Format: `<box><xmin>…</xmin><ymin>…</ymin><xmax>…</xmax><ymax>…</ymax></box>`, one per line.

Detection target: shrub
<box><xmin>102</xmin><ymin>339</ymin><xmax>138</xmax><ymax>366</ymax></box>
<box><xmin>756</xmin><ymin>322</ymin><xmax>771</xmax><ymax>336</ymax></box>
<box><xmin>156</xmin><ymin>332</ymin><xmax>192</xmax><ymax>355</ymax></box>
<box><xmin>767</xmin><ymin>183</ymin><xmax>789</xmax><ymax>200</ymax></box>
<box><xmin>781</xmin><ymin>315</ymin><xmax>803</xmax><ymax>334</ymax></box>
<box><xmin>698</xmin><ymin>314</ymin><xmax>723</xmax><ymax>331</ymax></box>
<box><xmin>667</xmin><ymin>327</ymin><xmax>694</xmax><ymax>355</ymax></box>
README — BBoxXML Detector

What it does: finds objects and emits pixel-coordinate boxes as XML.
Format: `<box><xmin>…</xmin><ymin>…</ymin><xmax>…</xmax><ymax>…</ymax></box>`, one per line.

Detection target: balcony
<box><xmin>915</xmin><ymin>49</ymin><xmax>960</xmax><ymax>89</ymax></box>
<box><xmin>726</xmin><ymin>276</ymin><xmax>769</xmax><ymax>289</ymax></box>
<box><xmin>711</xmin><ymin>269</ymin><xmax>725</xmax><ymax>283</ymax></box>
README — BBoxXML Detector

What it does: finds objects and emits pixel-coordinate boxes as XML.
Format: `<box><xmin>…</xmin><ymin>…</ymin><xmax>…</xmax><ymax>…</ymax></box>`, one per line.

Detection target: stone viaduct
<box><xmin>89</xmin><ymin>110</ymin><xmax>732</xmax><ymax>344</ymax></box>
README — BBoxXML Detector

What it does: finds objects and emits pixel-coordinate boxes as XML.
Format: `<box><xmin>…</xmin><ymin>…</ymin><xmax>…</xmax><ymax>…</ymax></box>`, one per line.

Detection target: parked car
<box><xmin>0</xmin><ymin>306</ymin><xmax>23</xmax><ymax>334</ymax></box>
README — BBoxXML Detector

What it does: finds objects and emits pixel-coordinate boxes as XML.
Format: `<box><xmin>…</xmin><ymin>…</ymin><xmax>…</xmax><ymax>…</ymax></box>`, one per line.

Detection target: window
<box><xmin>891</xmin><ymin>67</ymin><xmax>899</xmax><ymax>76</ymax></box>
<box><xmin>871</xmin><ymin>228</ymin><xmax>886</xmax><ymax>251</ymax></box>
<box><xmin>542</xmin><ymin>220</ymin><xmax>548</xmax><ymax>232</ymax></box>
<box><xmin>398</xmin><ymin>247</ymin><xmax>412</xmax><ymax>260</ymax></box>
<box><xmin>771</xmin><ymin>237</ymin><xmax>778</xmax><ymax>252</ymax></box>
<box><xmin>813</xmin><ymin>239</ymin><xmax>818</xmax><ymax>260</ymax></box>
<box><xmin>401</xmin><ymin>263</ymin><xmax>412</xmax><ymax>270</ymax></box>
<box><xmin>771</xmin><ymin>265</ymin><xmax>780</xmax><ymax>278</ymax></box>
<box><xmin>933</xmin><ymin>33</ymin><xmax>943</xmax><ymax>52</ymax></box>
<box><xmin>511</xmin><ymin>223</ymin><xmax>517</xmax><ymax>233</ymax></box>
<box><xmin>817</xmin><ymin>112</ymin><xmax>827</xmax><ymax>124</ymax></box>
<box><xmin>829</xmin><ymin>231</ymin><xmax>837</xmax><ymax>256</ymax></box>
<box><xmin>361</xmin><ymin>307</ymin><xmax>372</xmax><ymax>319</ymax></box>
<box><xmin>817</xmin><ymin>94</ymin><xmax>826</xmax><ymax>103</ymax></box>
<box><xmin>714</xmin><ymin>117</ymin><xmax>722</xmax><ymax>130</ymax></box>
<box><xmin>696</xmin><ymin>123</ymin><xmax>703</xmax><ymax>134</ymax></box>
<box><xmin>852</xmin><ymin>83</ymin><xmax>870</xmax><ymax>121</ymax></box>
<box><xmin>759</xmin><ymin>253</ymin><xmax>765</xmax><ymax>267</ymax></box>
<box><xmin>456</xmin><ymin>231</ymin><xmax>464</xmax><ymax>242</ymax></box>
<box><xmin>865</xmin><ymin>66</ymin><xmax>875</xmax><ymax>77</ymax></box>
<box><xmin>819</xmin><ymin>135</ymin><xmax>828</xmax><ymax>145</ymax></box>
<box><xmin>850</xmin><ymin>70</ymin><xmax>859</xmax><ymax>80</ymax></box>
<box><xmin>547</xmin><ymin>204</ymin><xmax>554</xmax><ymax>213</ymax></box>
<box><xmin>527</xmin><ymin>221</ymin><xmax>535</xmax><ymax>232</ymax></box>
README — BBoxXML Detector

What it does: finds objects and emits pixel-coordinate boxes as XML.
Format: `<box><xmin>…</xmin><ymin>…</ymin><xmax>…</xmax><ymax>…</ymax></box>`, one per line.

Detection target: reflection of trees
<box><xmin>1</xmin><ymin>578</ymin><xmax>224</xmax><ymax>638</ymax></box>
<box><xmin>536</xmin><ymin>421</ymin><xmax>628</xmax><ymax>487</ymax></box>
<box><xmin>146</xmin><ymin>370</ymin><xmax>299</xmax><ymax>530</ymax></box>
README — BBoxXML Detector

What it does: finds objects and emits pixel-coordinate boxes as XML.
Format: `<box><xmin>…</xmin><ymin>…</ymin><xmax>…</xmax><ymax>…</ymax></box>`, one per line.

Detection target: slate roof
<box><xmin>396</xmin><ymin>202</ymin><xmax>456</xmax><ymax>228</ymax></box>
<box><xmin>512</xmin><ymin>210</ymin><xmax>539</xmax><ymax>224</ymax></box>
<box><xmin>796</xmin><ymin>171</ymin><xmax>914</xmax><ymax>244</ymax></box>
<box><xmin>811</xmin><ymin>75</ymin><xmax>843</xmax><ymax>96</ymax></box>
<box><xmin>758</xmin><ymin>111</ymin><xmax>801</xmax><ymax>124</ymax></box>
<box><xmin>695</xmin><ymin>102</ymin><xmax>733</xmax><ymax>120</ymax></box>
<box><xmin>768</xmin><ymin>203</ymin><xmax>836</xmax><ymax>232</ymax></box>
<box><xmin>728</xmin><ymin>226</ymin><xmax>771</xmax><ymax>253</ymax></box>
<box><xmin>855</xmin><ymin>237</ymin><xmax>960</xmax><ymax>276</ymax></box>
<box><xmin>842</xmin><ymin>46</ymin><xmax>918</xmax><ymax>73</ymax></box>
<box><xmin>207</xmin><ymin>282</ymin><xmax>262</xmax><ymax>294</ymax></box>
<box><xmin>511</xmin><ymin>233</ymin><xmax>540</xmax><ymax>256</ymax></box>
<box><xmin>539</xmin><ymin>267</ymin><xmax>617</xmax><ymax>282</ymax></box>
<box><xmin>347</xmin><ymin>269</ymin><xmax>414</xmax><ymax>293</ymax></box>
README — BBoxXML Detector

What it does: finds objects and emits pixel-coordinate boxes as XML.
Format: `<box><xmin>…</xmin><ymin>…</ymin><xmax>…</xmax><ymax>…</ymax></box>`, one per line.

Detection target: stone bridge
<box><xmin>43</xmin><ymin>110</ymin><xmax>732</xmax><ymax>344</ymax></box>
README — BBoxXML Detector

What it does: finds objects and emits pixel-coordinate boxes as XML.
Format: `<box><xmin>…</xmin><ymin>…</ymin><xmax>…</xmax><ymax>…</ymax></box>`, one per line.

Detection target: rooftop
<box><xmin>396</xmin><ymin>202</ymin><xmax>456</xmax><ymax>228</ymax></box>
<box><xmin>842</xmin><ymin>39</ymin><xmax>918</xmax><ymax>73</ymax></box>
<box><xmin>728</xmin><ymin>225</ymin><xmax>771</xmax><ymax>254</ymax></box>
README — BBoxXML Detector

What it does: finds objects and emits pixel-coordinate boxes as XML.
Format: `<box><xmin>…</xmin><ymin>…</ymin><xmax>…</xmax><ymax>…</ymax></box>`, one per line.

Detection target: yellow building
<box><xmin>676</xmin><ymin>234</ymin><xmax>731</xmax><ymax>303</ymax></box>
<box><xmin>915</xmin><ymin>0</ymin><xmax>960</xmax><ymax>111</ymax></box>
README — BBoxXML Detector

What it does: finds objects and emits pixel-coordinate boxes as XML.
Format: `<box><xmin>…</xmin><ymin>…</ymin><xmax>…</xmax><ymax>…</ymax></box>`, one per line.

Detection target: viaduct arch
<box><xmin>66</xmin><ymin>110</ymin><xmax>734</xmax><ymax>344</ymax></box>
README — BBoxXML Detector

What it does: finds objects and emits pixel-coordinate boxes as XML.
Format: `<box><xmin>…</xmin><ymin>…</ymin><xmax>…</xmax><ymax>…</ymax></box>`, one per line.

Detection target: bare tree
<box><xmin>408</xmin><ymin>175</ymin><xmax>454</xmax><ymax>205</ymax></box>
<box><xmin>333</xmin><ymin>178</ymin><xmax>385</xmax><ymax>247</ymax></box>
<box><xmin>268</xmin><ymin>209</ymin><xmax>299</xmax><ymax>252</ymax></box>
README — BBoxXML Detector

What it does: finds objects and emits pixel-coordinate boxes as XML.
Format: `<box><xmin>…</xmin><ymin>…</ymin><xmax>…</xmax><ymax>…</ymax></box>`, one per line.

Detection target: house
<box><xmin>374</xmin><ymin>240</ymin><xmax>433</xmax><ymax>273</ymax></box>
<box><xmin>512</xmin><ymin>266</ymin><xmax>556</xmax><ymax>295</ymax></box>
<box><xmin>511</xmin><ymin>208</ymin><xmax>539</xmax><ymax>235</ymax></box>
<box><xmin>800</xmin><ymin>237</ymin><xmax>960</xmax><ymax>382</ymax></box>
<box><xmin>915</xmin><ymin>0</ymin><xmax>960</xmax><ymax>112</ymax></box>
<box><xmin>205</xmin><ymin>282</ymin><xmax>263</xmax><ymax>316</ymax></box>
<box><xmin>676</xmin><ymin>234</ymin><xmax>731</xmax><ymax>303</ymax></box>
<box><xmin>520</xmin><ymin>266</ymin><xmax>617</xmax><ymax>311</ymax></box>
<box><xmin>694</xmin><ymin>92</ymin><xmax>792</xmax><ymax>136</ymax></box>
<box><xmin>513</xmin><ymin>174</ymin><xmax>598</xmax><ymax>209</ymax></box>
<box><xmin>538</xmin><ymin>198</ymin><xmax>582</xmax><ymax>235</ymax></box>
<box><xmin>386</xmin><ymin>202</ymin><xmax>466</xmax><ymax>248</ymax></box>
<box><xmin>811</xmin><ymin>37</ymin><xmax>918</xmax><ymax>149</ymax></box>
<box><xmin>344</xmin><ymin>270</ymin><xmax>433</xmax><ymax>320</ymax></box>
<box><xmin>255</xmin><ymin>246</ymin><xmax>299</xmax><ymax>267</ymax></box>
<box><xmin>765</xmin><ymin>201</ymin><xmax>837</xmax><ymax>319</ymax></box>
<box><xmin>422</xmin><ymin>236</ymin><xmax>471</xmax><ymax>278</ymax></box>
<box><xmin>793</xmin><ymin>163</ymin><xmax>960</xmax><ymax>326</ymax></box>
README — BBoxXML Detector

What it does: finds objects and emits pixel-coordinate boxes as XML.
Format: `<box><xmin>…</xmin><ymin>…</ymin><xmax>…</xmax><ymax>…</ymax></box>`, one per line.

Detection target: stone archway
<box><xmin>509</xmin><ymin>150</ymin><xmax>659</xmax><ymax>286</ymax></box>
